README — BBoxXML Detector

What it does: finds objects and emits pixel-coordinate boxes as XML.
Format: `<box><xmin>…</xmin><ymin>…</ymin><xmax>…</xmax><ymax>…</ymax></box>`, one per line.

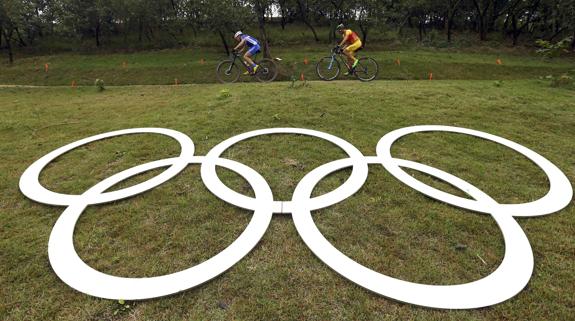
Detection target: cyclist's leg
<box><xmin>237</xmin><ymin>46</ymin><xmax>249</xmax><ymax>68</ymax></box>
<box><xmin>244</xmin><ymin>45</ymin><xmax>261</xmax><ymax>73</ymax></box>
<box><xmin>346</xmin><ymin>41</ymin><xmax>362</xmax><ymax>69</ymax></box>
<box><xmin>342</xmin><ymin>46</ymin><xmax>354</xmax><ymax>68</ymax></box>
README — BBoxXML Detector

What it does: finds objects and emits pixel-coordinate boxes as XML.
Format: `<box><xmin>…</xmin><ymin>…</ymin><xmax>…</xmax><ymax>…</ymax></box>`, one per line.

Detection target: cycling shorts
<box><xmin>246</xmin><ymin>44</ymin><xmax>261</xmax><ymax>56</ymax></box>
<box><xmin>345</xmin><ymin>40</ymin><xmax>362</xmax><ymax>53</ymax></box>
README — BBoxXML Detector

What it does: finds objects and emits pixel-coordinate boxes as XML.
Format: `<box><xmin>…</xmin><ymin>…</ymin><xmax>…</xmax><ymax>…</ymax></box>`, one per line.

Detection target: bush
<box><xmin>95</xmin><ymin>79</ymin><xmax>105</xmax><ymax>91</ymax></box>
<box><xmin>218</xmin><ymin>89</ymin><xmax>231</xmax><ymax>100</ymax></box>
<box><xmin>536</xmin><ymin>37</ymin><xmax>573</xmax><ymax>58</ymax></box>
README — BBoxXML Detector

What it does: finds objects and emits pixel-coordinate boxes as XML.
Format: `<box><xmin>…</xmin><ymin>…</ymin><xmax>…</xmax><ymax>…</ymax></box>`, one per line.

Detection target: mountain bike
<box><xmin>216</xmin><ymin>51</ymin><xmax>279</xmax><ymax>84</ymax></box>
<box><xmin>316</xmin><ymin>46</ymin><xmax>378</xmax><ymax>82</ymax></box>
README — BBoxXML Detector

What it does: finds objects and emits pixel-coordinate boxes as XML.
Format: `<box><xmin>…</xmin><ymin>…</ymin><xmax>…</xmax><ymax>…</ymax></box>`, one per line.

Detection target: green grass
<box><xmin>0</xmin><ymin>46</ymin><xmax>574</xmax><ymax>86</ymax></box>
<box><xmin>1</xmin><ymin>79</ymin><xmax>574</xmax><ymax>320</ymax></box>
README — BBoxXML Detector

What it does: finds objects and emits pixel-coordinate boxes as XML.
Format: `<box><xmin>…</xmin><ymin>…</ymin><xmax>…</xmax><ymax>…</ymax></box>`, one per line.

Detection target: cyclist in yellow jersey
<box><xmin>336</xmin><ymin>24</ymin><xmax>362</xmax><ymax>75</ymax></box>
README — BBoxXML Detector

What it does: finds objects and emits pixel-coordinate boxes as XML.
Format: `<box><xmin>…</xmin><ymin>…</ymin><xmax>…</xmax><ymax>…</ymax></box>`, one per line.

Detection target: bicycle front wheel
<box><xmin>255</xmin><ymin>59</ymin><xmax>279</xmax><ymax>83</ymax></box>
<box><xmin>216</xmin><ymin>60</ymin><xmax>241</xmax><ymax>84</ymax></box>
<box><xmin>316</xmin><ymin>57</ymin><xmax>340</xmax><ymax>81</ymax></box>
<box><xmin>354</xmin><ymin>57</ymin><xmax>378</xmax><ymax>82</ymax></box>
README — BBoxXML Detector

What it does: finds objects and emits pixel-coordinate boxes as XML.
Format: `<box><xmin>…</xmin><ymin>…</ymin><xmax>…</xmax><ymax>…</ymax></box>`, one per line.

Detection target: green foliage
<box><xmin>536</xmin><ymin>37</ymin><xmax>574</xmax><ymax>58</ymax></box>
<box><xmin>289</xmin><ymin>75</ymin><xmax>310</xmax><ymax>89</ymax></box>
<box><xmin>94</xmin><ymin>78</ymin><xmax>105</xmax><ymax>91</ymax></box>
<box><xmin>113</xmin><ymin>299</ymin><xmax>132</xmax><ymax>316</ymax></box>
<box><xmin>2</xmin><ymin>0</ymin><xmax>575</xmax><ymax>63</ymax></box>
<box><xmin>218</xmin><ymin>88</ymin><xmax>231</xmax><ymax>100</ymax></box>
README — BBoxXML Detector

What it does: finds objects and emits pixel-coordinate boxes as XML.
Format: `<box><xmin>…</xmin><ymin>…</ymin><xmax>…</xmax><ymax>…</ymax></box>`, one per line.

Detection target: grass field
<box><xmin>1</xmin><ymin>46</ymin><xmax>574</xmax><ymax>86</ymax></box>
<box><xmin>1</xmin><ymin>78</ymin><xmax>574</xmax><ymax>320</ymax></box>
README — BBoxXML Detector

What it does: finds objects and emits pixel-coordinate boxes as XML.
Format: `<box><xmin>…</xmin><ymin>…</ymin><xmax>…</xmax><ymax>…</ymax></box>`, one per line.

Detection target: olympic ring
<box><xmin>19</xmin><ymin>126</ymin><xmax>572</xmax><ymax>309</ymax></box>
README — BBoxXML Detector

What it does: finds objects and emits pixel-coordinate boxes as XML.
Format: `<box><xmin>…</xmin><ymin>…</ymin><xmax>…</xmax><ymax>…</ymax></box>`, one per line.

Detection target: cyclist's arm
<box><xmin>339</xmin><ymin>33</ymin><xmax>349</xmax><ymax>47</ymax></box>
<box><xmin>233</xmin><ymin>39</ymin><xmax>246</xmax><ymax>51</ymax></box>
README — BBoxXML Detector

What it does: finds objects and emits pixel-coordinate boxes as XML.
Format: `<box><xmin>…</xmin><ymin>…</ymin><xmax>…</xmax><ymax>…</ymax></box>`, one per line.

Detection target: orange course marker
<box><xmin>71</xmin><ymin>80</ymin><xmax>77</xmax><ymax>88</ymax></box>
<box><xmin>304</xmin><ymin>57</ymin><xmax>309</xmax><ymax>65</ymax></box>
<box><xmin>395</xmin><ymin>58</ymin><xmax>401</xmax><ymax>65</ymax></box>
<box><xmin>44</xmin><ymin>63</ymin><xmax>49</xmax><ymax>73</ymax></box>
<box><xmin>300</xmin><ymin>73</ymin><xmax>305</xmax><ymax>82</ymax></box>
<box><xmin>429</xmin><ymin>72</ymin><xmax>433</xmax><ymax>80</ymax></box>
<box><xmin>496</xmin><ymin>59</ymin><xmax>503</xmax><ymax>65</ymax></box>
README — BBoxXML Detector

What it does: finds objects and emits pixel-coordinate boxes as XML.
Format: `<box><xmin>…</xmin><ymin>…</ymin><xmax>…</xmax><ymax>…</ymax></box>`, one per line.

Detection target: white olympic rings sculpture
<box><xmin>19</xmin><ymin>126</ymin><xmax>572</xmax><ymax>309</ymax></box>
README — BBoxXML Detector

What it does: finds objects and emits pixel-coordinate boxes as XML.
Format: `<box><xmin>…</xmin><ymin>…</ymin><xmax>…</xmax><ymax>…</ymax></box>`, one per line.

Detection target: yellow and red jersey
<box><xmin>344</xmin><ymin>29</ymin><xmax>360</xmax><ymax>45</ymax></box>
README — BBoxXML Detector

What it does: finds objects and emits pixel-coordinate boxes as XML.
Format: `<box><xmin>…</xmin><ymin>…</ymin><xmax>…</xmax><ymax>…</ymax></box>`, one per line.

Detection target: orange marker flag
<box><xmin>429</xmin><ymin>72</ymin><xmax>433</xmax><ymax>80</ymax></box>
<box><xmin>395</xmin><ymin>58</ymin><xmax>401</xmax><ymax>65</ymax></box>
<box><xmin>71</xmin><ymin>80</ymin><xmax>77</xmax><ymax>88</ymax></box>
<box><xmin>300</xmin><ymin>73</ymin><xmax>305</xmax><ymax>82</ymax></box>
<box><xmin>496</xmin><ymin>59</ymin><xmax>502</xmax><ymax>65</ymax></box>
<box><xmin>44</xmin><ymin>63</ymin><xmax>49</xmax><ymax>73</ymax></box>
<box><xmin>304</xmin><ymin>57</ymin><xmax>309</xmax><ymax>65</ymax></box>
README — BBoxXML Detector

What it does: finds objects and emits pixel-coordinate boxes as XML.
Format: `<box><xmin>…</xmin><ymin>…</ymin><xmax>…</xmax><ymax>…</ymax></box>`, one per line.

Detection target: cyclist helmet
<box><xmin>336</xmin><ymin>24</ymin><xmax>345</xmax><ymax>31</ymax></box>
<box><xmin>234</xmin><ymin>31</ymin><xmax>243</xmax><ymax>38</ymax></box>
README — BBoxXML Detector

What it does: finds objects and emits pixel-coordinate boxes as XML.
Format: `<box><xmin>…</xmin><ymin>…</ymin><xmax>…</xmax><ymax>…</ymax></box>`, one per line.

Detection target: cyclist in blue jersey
<box><xmin>233</xmin><ymin>31</ymin><xmax>260</xmax><ymax>75</ymax></box>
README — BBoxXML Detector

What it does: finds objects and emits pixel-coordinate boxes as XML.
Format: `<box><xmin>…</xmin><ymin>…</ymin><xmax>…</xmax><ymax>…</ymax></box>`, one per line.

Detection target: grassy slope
<box><xmin>0</xmin><ymin>80</ymin><xmax>574</xmax><ymax>320</ymax></box>
<box><xmin>0</xmin><ymin>46</ymin><xmax>574</xmax><ymax>86</ymax></box>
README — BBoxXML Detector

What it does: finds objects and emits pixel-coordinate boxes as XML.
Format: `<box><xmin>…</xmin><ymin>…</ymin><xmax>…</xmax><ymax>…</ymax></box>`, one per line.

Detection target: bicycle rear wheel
<box><xmin>316</xmin><ymin>57</ymin><xmax>341</xmax><ymax>81</ymax></box>
<box><xmin>354</xmin><ymin>57</ymin><xmax>378</xmax><ymax>82</ymax></box>
<box><xmin>255</xmin><ymin>59</ymin><xmax>279</xmax><ymax>83</ymax></box>
<box><xmin>216</xmin><ymin>60</ymin><xmax>241</xmax><ymax>84</ymax></box>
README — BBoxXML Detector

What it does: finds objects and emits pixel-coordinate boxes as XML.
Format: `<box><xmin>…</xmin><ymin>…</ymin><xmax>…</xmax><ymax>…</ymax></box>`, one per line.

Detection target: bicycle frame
<box><xmin>227</xmin><ymin>52</ymin><xmax>259</xmax><ymax>74</ymax></box>
<box><xmin>317</xmin><ymin>47</ymin><xmax>377</xmax><ymax>82</ymax></box>
<box><xmin>217</xmin><ymin>51</ymin><xmax>277</xmax><ymax>83</ymax></box>
<box><xmin>327</xmin><ymin>48</ymin><xmax>354</xmax><ymax>72</ymax></box>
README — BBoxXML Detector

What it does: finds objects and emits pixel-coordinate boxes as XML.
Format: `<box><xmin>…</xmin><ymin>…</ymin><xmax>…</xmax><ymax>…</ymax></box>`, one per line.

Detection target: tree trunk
<box><xmin>446</xmin><ymin>0</ymin><xmax>462</xmax><ymax>43</ymax></box>
<box><xmin>254</xmin><ymin>0</ymin><xmax>271</xmax><ymax>58</ymax></box>
<box><xmin>7</xmin><ymin>38</ymin><xmax>13</xmax><ymax>64</ymax></box>
<box><xmin>3</xmin><ymin>28</ymin><xmax>14</xmax><ymax>64</ymax></box>
<box><xmin>95</xmin><ymin>21</ymin><xmax>101</xmax><ymax>47</ymax></box>
<box><xmin>447</xmin><ymin>19</ymin><xmax>453</xmax><ymax>43</ymax></box>
<box><xmin>359</xmin><ymin>24</ymin><xmax>368</xmax><ymax>47</ymax></box>
<box><xmin>15</xmin><ymin>27</ymin><xmax>26</xmax><ymax>46</ymax></box>
<box><xmin>509</xmin><ymin>0</ymin><xmax>541</xmax><ymax>47</ymax></box>
<box><xmin>279</xmin><ymin>0</ymin><xmax>286</xmax><ymax>30</ymax></box>
<box><xmin>511</xmin><ymin>15</ymin><xmax>519</xmax><ymax>46</ymax></box>
<box><xmin>303</xmin><ymin>19</ymin><xmax>319</xmax><ymax>42</ymax></box>
<box><xmin>478</xmin><ymin>16</ymin><xmax>487</xmax><ymax>41</ymax></box>
<box><xmin>218</xmin><ymin>29</ymin><xmax>230</xmax><ymax>56</ymax></box>
<box><xmin>473</xmin><ymin>0</ymin><xmax>490</xmax><ymax>41</ymax></box>
<box><xmin>488</xmin><ymin>0</ymin><xmax>499</xmax><ymax>32</ymax></box>
<box><xmin>548</xmin><ymin>27</ymin><xmax>566</xmax><ymax>41</ymax></box>
<box><xmin>329</xmin><ymin>21</ymin><xmax>337</xmax><ymax>43</ymax></box>
<box><xmin>138</xmin><ymin>18</ymin><xmax>143</xmax><ymax>43</ymax></box>
<box><xmin>418</xmin><ymin>20</ymin><xmax>424</xmax><ymax>42</ymax></box>
<box><xmin>297</xmin><ymin>0</ymin><xmax>319</xmax><ymax>42</ymax></box>
<box><xmin>398</xmin><ymin>14</ymin><xmax>410</xmax><ymax>36</ymax></box>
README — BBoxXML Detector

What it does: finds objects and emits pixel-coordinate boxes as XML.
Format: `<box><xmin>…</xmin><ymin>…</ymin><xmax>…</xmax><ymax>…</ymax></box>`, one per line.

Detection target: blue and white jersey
<box><xmin>241</xmin><ymin>34</ymin><xmax>260</xmax><ymax>48</ymax></box>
